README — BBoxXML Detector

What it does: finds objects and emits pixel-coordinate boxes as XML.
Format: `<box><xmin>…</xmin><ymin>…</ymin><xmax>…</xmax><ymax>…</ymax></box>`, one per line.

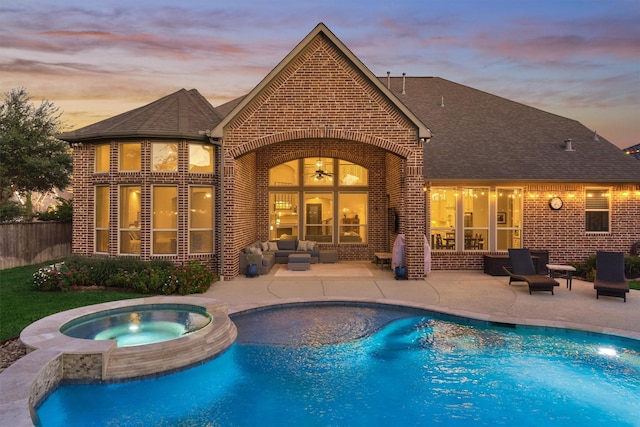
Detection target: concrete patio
<box><xmin>203</xmin><ymin>262</ymin><xmax>640</xmax><ymax>340</ymax></box>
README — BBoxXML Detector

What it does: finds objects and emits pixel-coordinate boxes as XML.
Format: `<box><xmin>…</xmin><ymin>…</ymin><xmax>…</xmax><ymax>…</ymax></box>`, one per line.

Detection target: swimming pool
<box><xmin>36</xmin><ymin>303</ymin><xmax>640</xmax><ymax>426</ymax></box>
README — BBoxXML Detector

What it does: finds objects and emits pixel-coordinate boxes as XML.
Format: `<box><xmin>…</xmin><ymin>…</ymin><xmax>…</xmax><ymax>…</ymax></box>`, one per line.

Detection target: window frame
<box><xmin>585</xmin><ymin>187</ymin><xmax>611</xmax><ymax>233</ymax></box>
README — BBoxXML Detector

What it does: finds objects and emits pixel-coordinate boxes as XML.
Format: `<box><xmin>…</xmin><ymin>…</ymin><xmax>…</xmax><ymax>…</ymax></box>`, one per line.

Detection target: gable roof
<box><xmin>59</xmin><ymin>89</ymin><xmax>220</xmax><ymax>142</ymax></box>
<box><xmin>209</xmin><ymin>23</ymin><xmax>430</xmax><ymax>140</ymax></box>
<box><xmin>383</xmin><ymin>76</ymin><xmax>640</xmax><ymax>183</ymax></box>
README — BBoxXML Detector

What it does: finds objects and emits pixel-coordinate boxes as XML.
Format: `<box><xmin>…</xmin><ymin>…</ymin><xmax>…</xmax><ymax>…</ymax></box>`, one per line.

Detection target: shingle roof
<box><xmin>59</xmin><ymin>89</ymin><xmax>221</xmax><ymax>142</ymax></box>
<box><xmin>382</xmin><ymin>76</ymin><xmax>640</xmax><ymax>183</ymax></box>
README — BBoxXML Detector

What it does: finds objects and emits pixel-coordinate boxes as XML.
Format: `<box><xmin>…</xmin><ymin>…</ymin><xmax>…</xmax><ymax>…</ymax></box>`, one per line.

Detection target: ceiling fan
<box><xmin>312</xmin><ymin>157</ymin><xmax>333</xmax><ymax>181</ymax></box>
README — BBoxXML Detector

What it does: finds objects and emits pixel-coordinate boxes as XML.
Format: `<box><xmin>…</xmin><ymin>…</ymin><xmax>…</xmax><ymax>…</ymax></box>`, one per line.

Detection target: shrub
<box><xmin>35</xmin><ymin>197</ymin><xmax>72</xmax><ymax>222</ymax></box>
<box><xmin>32</xmin><ymin>257</ymin><xmax>216</xmax><ymax>295</ymax></box>
<box><xmin>574</xmin><ymin>254</ymin><xmax>640</xmax><ymax>281</ymax></box>
<box><xmin>0</xmin><ymin>201</ymin><xmax>25</xmax><ymax>222</ymax></box>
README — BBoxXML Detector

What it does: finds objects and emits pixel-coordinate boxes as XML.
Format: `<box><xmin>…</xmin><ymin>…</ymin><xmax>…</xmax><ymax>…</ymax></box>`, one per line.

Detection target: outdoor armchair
<box><xmin>594</xmin><ymin>251</ymin><xmax>629</xmax><ymax>302</ymax></box>
<box><xmin>503</xmin><ymin>248</ymin><xmax>559</xmax><ymax>295</ymax></box>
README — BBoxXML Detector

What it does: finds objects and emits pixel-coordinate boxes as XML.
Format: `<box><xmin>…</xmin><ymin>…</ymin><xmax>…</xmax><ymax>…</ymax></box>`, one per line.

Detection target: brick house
<box><xmin>60</xmin><ymin>23</ymin><xmax>640</xmax><ymax>280</ymax></box>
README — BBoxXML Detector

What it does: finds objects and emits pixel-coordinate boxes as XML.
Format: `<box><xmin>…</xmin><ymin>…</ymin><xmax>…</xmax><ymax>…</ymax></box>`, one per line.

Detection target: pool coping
<box><xmin>1</xmin><ymin>294</ymin><xmax>639</xmax><ymax>427</ymax></box>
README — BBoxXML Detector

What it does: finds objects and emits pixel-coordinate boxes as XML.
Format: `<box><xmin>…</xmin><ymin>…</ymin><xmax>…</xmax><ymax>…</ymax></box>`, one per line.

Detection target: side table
<box><xmin>546</xmin><ymin>264</ymin><xmax>577</xmax><ymax>290</ymax></box>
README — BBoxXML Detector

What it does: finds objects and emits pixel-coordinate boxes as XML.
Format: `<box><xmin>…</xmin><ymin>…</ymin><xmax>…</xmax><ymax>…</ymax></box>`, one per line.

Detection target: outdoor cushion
<box><xmin>278</xmin><ymin>239</ymin><xmax>297</xmax><ymax>251</ymax></box>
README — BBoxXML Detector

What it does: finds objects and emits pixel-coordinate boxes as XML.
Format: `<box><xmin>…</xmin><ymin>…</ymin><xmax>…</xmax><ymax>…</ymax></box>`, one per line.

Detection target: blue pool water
<box><xmin>37</xmin><ymin>303</ymin><xmax>640</xmax><ymax>426</ymax></box>
<box><xmin>60</xmin><ymin>304</ymin><xmax>211</xmax><ymax>347</ymax></box>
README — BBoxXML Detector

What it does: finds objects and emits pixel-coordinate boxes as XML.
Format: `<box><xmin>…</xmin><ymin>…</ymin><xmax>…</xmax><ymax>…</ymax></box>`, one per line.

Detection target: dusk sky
<box><xmin>1</xmin><ymin>0</ymin><xmax>638</xmax><ymax>149</ymax></box>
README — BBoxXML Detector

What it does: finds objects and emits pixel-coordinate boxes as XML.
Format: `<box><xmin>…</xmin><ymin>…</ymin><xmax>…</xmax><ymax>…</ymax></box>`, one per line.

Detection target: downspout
<box><xmin>206</xmin><ymin>133</ymin><xmax>224</xmax><ymax>280</ymax></box>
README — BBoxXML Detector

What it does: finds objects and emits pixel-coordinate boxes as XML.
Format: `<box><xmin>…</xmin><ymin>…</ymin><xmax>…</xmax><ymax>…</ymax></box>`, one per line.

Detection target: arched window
<box><xmin>269</xmin><ymin>158</ymin><xmax>368</xmax><ymax>243</ymax></box>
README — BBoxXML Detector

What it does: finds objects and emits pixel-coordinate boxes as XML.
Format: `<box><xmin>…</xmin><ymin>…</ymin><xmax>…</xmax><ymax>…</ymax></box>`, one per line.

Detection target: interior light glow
<box><xmin>129</xmin><ymin>324</ymin><xmax>139</xmax><ymax>332</ymax></box>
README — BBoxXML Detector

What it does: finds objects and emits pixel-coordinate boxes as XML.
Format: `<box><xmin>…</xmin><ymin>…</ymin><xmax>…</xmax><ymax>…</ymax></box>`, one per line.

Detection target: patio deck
<box><xmin>203</xmin><ymin>261</ymin><xmax>640</xmax><ymax>340</ymax></box>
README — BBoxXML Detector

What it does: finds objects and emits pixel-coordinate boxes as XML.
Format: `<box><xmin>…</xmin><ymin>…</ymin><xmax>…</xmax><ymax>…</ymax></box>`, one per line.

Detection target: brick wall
<box><xmin>220</xmin><ymin>33</ymin><xmax>424</xmax><ymax>279</ymax></box>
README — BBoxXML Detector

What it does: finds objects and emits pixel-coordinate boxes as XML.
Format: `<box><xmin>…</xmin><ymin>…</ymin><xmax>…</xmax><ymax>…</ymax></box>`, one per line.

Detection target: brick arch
<box><xmin>227</xmin><ymin>128</ymin><xmax>413</xmax><ymax>160</ymax></box>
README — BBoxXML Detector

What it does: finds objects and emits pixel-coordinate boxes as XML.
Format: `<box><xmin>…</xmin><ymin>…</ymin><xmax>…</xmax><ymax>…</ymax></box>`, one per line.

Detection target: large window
<box><xmin>496</xmin><ymin>188</ymin><xmax>522</xmax><ymax>250</ymax></box>
<box><xmin>152</xmin><ymin>143</ymin><xmax>178</xmax><ymax>172</ymax></box>
<box><xmin>119</xmin><ymin>186</ymin><xmax>140</xmax><ymax>254</ymax></box>
<box><xmin>152</xmin><ymin>186</ymin><xmax>177</xmax><ymax>254</ymax></box>
<box><xmin>189</xmin><ymin>144</ymin><xmax>214</xmax><ymax>173</ymax></box>
<box><xmin>430</xmin><ymin>186</ymin><xmax>521</xmax><ymax>251</ymax></box>
<box><xmin>95</xmin><ymin>144</ymin><xmax>110</xmax><ymax>173</ymax></box>
<box><xmin>190</xmin><ymin>186</ymin><xmax>214</xmax><ymax>253</ymax></box>
<box><xmin>269</xmin><ymin>158</ymin><xmax>368</xmax><ymax>243</ymax></box>
<box><xmin>585</xmin><ymin>188</ymin><xmax>610</xmax><ymax>232</ymax></box>
<box><xmin>119</xmin><ymin>143</ymin><xmax>141</xmax><ymax>171</ymax></box>
<box><xmin>95</xmin><ymin>186</ymin><xmax>109</xmax><ymax>253</ymax></box>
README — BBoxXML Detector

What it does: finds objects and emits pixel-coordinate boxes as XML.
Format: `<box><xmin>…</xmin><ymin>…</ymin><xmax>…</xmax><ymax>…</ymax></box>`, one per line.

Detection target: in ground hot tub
<box><xmin>60</xmin><ymin>304</ymin><xmax>212</xmax><ymax>347</ymax></box>
<box><xmin>20</xmin><ymin>296</ymin><xmax>237</xmax><ymax>382</ymax></box>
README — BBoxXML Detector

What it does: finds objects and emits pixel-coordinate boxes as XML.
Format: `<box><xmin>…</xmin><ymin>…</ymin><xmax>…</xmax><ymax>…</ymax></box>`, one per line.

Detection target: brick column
<box><xmin>405</xmin><ymin>148</ymin><xmax>425</xmax><ymax>279</ymax></box>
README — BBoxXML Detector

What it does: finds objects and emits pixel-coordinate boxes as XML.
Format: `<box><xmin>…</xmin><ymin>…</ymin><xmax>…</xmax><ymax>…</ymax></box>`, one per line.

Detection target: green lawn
<box><xmin>0</xmin><ymin>262</ymin><xmax>147</xmax><ymax>341</ymax></box>
<box><xmin>631</xmin><ymin>281</ymin><xmax>640</xmax><ymax>291</ymax></box>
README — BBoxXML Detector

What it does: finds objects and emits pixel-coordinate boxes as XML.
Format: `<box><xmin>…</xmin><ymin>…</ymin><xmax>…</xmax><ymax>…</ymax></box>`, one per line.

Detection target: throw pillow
<box><xmin>307</xmin><ymin>241</ymin><xmax>316</xmax><ymax>251</ymax></box>
<box><xmin>297</xmin><ymin>240</ymin><xmax>308</xmax><ymax>251</ymax></box>
<box><xmin>267</xmin><ymin>241</ymin><xmax>278</xmax><ymax>251</ymax></box>
<box><xmin>260</xmin><ymin>241</ymin><xmax>269</xmax><ymax>251</ymax></box>
<box><xmin>249</xmin><ymin>247</ymin><xmax>262</xmax><ymax>255</ymax></box>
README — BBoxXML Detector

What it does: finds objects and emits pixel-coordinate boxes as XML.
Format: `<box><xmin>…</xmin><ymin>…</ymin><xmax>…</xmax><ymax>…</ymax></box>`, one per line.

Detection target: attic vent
<box><xmin>593</xmin><ymin>131</ymin><xmax>599</xmax><ymax>142</ymax></box>
<box><xmin>441</xmin><ymin>96</ymin><xmax>444</xmax><ymax>107</ymax></box>
<box><xmin>564</xmin><ymin>139</ymin><xmax>575</xmax><ymax>151</ymax></box>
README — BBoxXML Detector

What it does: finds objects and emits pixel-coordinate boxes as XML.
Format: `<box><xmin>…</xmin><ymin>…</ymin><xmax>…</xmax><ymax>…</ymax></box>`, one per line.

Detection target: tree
<box><xmin>0</xmin><ymin>88</ymin><xmax>72</xmax><ymax>218</ymax></box>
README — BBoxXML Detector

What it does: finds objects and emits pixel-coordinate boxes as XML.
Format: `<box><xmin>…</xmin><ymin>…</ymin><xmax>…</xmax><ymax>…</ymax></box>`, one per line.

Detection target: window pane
<box><xmin>119</xmin><ymin>186</ymin><xmax>140</xmax><ymax>254</ymax></box>
<box><xmin>153</xmin><ymin>231</ymin><xmax>177</xmax><ymax>254</ymax></box>
<box><xmin>95</xmin><ymin>186</ymin><xmax>109</xmax><ymax>253</ymax></box>
<box><xmin>497</xmin><ymin>229</ymin><xmax>521</xmax><ymax>250</ymax></box>
<box><xmin>153</xmin><ymin>187</ymin><xmax>177</xmax><ymax>228</ymax></box>
<box><xmin>339</xmin><ymin>160</ymin><xmax>367</xmax><ymax>186</ymax></box>
<box><xmin>269</xmin><ymin>160</ymin><xmax>298</xmax><ymax>186</ymax></box>
<box><xmin>270</xmin><ymin>192</ymin><xmax>299</xmax><ymax>240</ymax></box>
<box><xmin>430</xmin><ymin>187</ymin><xmax>456</xmax><ymax>250</ymax></box>
<box><xmin>95</xmin><ymin>144</ymin><xmax>109</xmax><ymax>173</ymax></box>
<box><xmin>190</xmin><ymin>187</ymin><xmax>213</xmax><ymax>253</ymax></box>
<box><xmin>338</xmin><ymin>193</ymin><xmax>366</xmax><ymax>243</ymax></box>
<box><xmin>119</xmin><ymin>143</ymin><xmax>141</xmax><ymax>171</ymax></box>
<box><xmin>586</xmin><ymin>212</ymin><xmax>609</xmax><ymax>232</ymax></box>
<box><xmin>152</xmin><ymin>143</ymin><xmax>178</xmax><ymax>171</ymax></box>
<box><xmin>304</xmin><ymin>157</ymin><xmax>334</xmax><ymax>186</ymax></box>
<box><xmin>304</xmin><ymin>192</ymin><xmax>333</xmax><ymax>242</ymax></box>
<box><xmin>189</xmin><ymin>144</ymin><xmax>214</xmax><ymax>173</ymax></box>
<box><xmin>153</xmin><ymin>186</ymin><xmax>177</xmax><ymax>254</ymax></box>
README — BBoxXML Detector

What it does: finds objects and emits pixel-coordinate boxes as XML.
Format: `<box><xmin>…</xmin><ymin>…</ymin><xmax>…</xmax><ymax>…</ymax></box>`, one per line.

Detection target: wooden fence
<box><xmin>0</xmin><ymin>222</ymin><xmax>72</xmax><ymax>270</ymax></box>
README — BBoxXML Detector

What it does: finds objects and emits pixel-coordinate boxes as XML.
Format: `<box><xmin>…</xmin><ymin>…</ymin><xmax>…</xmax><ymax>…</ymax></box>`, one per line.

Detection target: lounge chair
<box><xmin>503</xmin><ymin>248</ymin><xmax>559</xmax><ymax>295</ymax></box>
<box><xmin>594</xmin><ymin>251</ymin><xmax>629</xmax><ymax>302</ymax></box>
